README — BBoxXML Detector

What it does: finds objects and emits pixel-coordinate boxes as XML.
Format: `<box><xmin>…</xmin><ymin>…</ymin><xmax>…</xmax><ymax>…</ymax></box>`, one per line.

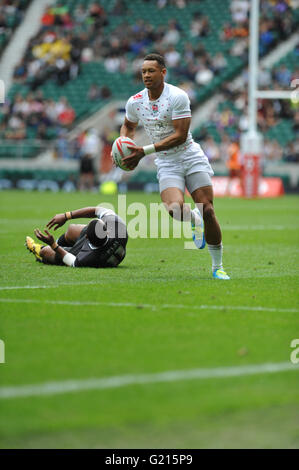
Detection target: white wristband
<box><xmin>143</xmin><ymin>144</ymin><xmax>156</xmax><ymax>155</ymax></box>
<box><xmin>62</xmin><ymin>252</ymin><xmax>76</xmax><ymax>267</ymax></box>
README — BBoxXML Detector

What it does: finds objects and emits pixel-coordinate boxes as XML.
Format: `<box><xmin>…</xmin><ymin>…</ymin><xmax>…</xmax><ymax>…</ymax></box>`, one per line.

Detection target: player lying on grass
<box><xmin>120</xmin><ymin>53</ymin><xmax>230</xmax><ymax>280</ymax></box>
<box><xmin>25</xmin><ymin>206</ymin><xmax>128</xmax><ymax>268</ymax></box>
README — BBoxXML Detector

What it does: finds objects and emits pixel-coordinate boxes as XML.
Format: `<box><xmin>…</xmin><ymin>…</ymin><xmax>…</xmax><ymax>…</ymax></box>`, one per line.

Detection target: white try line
<box><xmin>0</xmin><ymin>297</ymin><xmax>298</xmax><ymax>313</ymax></box>
<box><xmin>0</xmin><ymin>362</ymin><xmax>297</xmax><ymax>400</ymax></box>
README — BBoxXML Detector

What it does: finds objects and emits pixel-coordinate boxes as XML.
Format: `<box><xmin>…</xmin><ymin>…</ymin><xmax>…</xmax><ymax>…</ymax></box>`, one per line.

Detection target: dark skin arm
<box><xmin>34</xmin><ymin>228</ymin><xmax>69</xmax><ymax>261</ymax></box>
<box><xmin>46</xmin><ymin>207</ymin><xmax>97</xmax><ymax>231</ymax></box>
<box><xmin>121</xmin><ymin>117</ymin><xmax>191</xmax><ymax>170</ymax></box>
<box><xmin>35</xmin><ymin>206</ymin><xmax>100</xmax><ymax>263</ymax></box>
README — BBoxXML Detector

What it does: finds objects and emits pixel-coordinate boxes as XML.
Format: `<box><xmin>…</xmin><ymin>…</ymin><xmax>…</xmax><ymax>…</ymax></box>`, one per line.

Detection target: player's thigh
<box><xmin>186</xmin><ymin>172</ymin><xmax>214</xmax><ymax>204</ymax></box>
<box><xmin>191</xmin><ymin>185</ymin><xmax>214</xmax><ymax>205</ymax></box>
<box><xmin>66</xmin><ymin>224</ymin><xmax>87</xmax><ymax>243</ymax></box>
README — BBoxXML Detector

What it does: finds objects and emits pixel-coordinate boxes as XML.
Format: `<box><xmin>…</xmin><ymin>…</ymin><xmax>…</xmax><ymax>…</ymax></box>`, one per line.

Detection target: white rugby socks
<box><xmin>208</xmin><ymin>243</ymin><xmax>223</xmax><ymax>272</ymax></box>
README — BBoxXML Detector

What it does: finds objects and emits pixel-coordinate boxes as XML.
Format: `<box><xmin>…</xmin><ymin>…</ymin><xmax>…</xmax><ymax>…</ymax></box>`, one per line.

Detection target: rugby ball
<box><xmin>112</xmin><ymin>136</ymin><xmax>137</xmax><ymax>171</ymax></box>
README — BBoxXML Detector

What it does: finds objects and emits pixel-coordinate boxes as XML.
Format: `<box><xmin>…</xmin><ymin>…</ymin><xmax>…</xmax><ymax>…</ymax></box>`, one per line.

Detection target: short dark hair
<box><xmin>87</xmin><ymin>219</ymin><xmax>108</xmax><ymax>247</ymax></box>
<box><xmin>143</xmin><ymin>53</ymin><xmax>166</xmax><ymax>69</ymax></box>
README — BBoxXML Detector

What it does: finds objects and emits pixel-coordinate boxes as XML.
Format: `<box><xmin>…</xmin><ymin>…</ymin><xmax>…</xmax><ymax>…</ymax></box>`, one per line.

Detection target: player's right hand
<box><xmin>46</xmin><ymin>213</ymin><xmax>67</xmax><ymax>231</ymax></box>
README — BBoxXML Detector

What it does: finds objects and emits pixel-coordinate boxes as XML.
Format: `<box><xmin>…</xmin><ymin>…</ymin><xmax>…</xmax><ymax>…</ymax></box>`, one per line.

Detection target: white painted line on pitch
<box><xmin>0</xmin><ymin>281</ymin><xmax>101</xmax><ymax>291</ymax></box>
<box><xmin>0</xmin><ymin>362</ymin><xmax>297</xmax><ymax>400</ymax></box>
<box><xmin>0</xmin><ymin>298</ymin><xmax>298</xmax><ymax>313</ymax></box>
<box><xmin>222</xmin><ymin>225</ymin><xmax>288</xmax><ymax>231</ymax></box>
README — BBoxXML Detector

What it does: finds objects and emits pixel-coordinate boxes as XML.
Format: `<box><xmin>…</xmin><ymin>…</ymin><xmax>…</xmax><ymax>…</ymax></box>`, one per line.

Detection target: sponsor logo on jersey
<box><xmin>133</xmin><ymin>93</ymin><xmax>143</xmax><ymax>100</ymax></box>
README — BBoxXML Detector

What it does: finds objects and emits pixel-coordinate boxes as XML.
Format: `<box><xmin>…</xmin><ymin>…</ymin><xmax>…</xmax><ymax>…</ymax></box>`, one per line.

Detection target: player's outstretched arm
<box><xmin>46</xmin><ymin>207</ymin><xmax>97</xmax><ymax>230</ymax></box>
<box><xmin>34</xmin><ymin>229</ymin><xmax>76</xmax><ymax>267</ymax></box>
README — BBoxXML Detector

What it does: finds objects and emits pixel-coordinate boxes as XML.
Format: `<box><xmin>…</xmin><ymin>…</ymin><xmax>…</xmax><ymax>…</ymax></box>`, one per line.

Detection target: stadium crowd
<box><xmin>0</xmin><ymin>0</ymin><xmax>298</xmax><ymax>165</ymax></box>
<box><xmin>199</xmin><ymin>43</ymin><xmax>299</xmax><ymax>165</ymax></box>
<box><xmin>10</xmin><ymin>0</ymin><xmax>298</xmax><ymax>87</ymax></box>
<box><xmin>0</xmin><ymin>0</ymin><xmax>30</xmax><ymax>55</ymax></box>
<box><xmin>0</xmin><ymin>91</ymin><xmax>76</xmax><ymax>140</ymax></box>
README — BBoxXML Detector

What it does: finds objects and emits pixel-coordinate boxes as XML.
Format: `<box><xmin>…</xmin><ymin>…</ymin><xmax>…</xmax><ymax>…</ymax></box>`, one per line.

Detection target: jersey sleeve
<box><xmin>125</xmin><ymin>97</ymin><xmax>139</xmax><ymax>124</ymax></box>
<box><xmin>171</xmin><ymin>91</ymin><xmax>191</xmax><ymax>120</ymax></box>
<box><xmin>95</xmin><ymin>206</ymin><xmax>116</xmax><ymax>219</ymax></box>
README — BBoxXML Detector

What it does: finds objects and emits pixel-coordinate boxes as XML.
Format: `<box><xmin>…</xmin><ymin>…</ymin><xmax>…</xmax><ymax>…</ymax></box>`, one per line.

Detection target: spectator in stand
<box><xmin>230</xmin><ymin>0</ymin><xmax>250</xmax><ymax>24</ymax></box>
<box><xmin>112</xmin><ymin>0</ymin><xmax>126</xmax><ymax>15</ymax></box>
<box><xmin>190</xmin><ymin>12</ymin><xmax>210</xmax><ymax>38</ymax></box>
<box><xmin>211</xmin><ymin>53</ymin><xmax>227</xmax><ymax>75</ymax></box>
<box><xmin>273</xmin><ymin>64</ymin><xmax>292</xmax><ymax>88</ymax></box>
<box><xmin>258</xmin><ymin>66</ymin><xmax>272</xmax><ymax>88</ymax></box>
<box><xmin>13</xmin><ymin>58</ymin><xmax>27</xmax><ymax>81</ymax></box>
<box><xmin>87</xmin><ymin>83</ymin><xmax>102</xmax><ymax>101</ymax></box>
<box><xmin>0</xmin><ymin>0</ymin><xmax>29</xmax><ymax>53</ymax></box>
<box><xmin>165</xmin><ymin>45</ymin><xmax>181</xmax><ymax>68</ymax></box>
<box><xmin>202</xmin><ymin>137</ymin><xmax>221</xmax><ymax>162</ymax></box>
<box><xmin>162</xmin><ymin>19</ymin><xmax>181</xmax><ymax>45</ymax></box>
<box><xmin>195</xmin><ymin>66</ymin><xmax>213</xmax><ymax>85</ymax></box>
<box><xmin>55</xmin><ymin>129</ymin><xmax>71</xmax><ymax>159</ymax></box>
<box><xmin>56</xmin><ymin>97</ymin><xmax>76</xmax><ymax>128</ymax></box>
<box><xmin>226</xmin><ymin>139</ymin><xmax>242</xmax><ymax>194</ymax></box>
<box><xmin>284</xmin><ymin>142</ymin><xmax>299</xmax><ymax>163</ymax></box>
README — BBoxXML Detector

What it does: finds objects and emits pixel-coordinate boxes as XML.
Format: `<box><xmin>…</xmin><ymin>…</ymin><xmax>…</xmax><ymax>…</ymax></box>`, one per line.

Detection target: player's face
<box><xmin>142</xmin><ymin>61</ymin><xmax>166</xmax><ymax>89</ymax></box>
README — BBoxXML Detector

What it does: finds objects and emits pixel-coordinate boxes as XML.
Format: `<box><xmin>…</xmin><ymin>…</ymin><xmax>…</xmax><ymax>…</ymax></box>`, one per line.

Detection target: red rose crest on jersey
<box><xmin>152</xmin><ymin>104</ymin><xmax>158</xmax><ymax>114</ymax></box>
<box><xmin>133</xmin><ymin>93</ymin><xmax>143</xmax><ymax>100</ymax></box>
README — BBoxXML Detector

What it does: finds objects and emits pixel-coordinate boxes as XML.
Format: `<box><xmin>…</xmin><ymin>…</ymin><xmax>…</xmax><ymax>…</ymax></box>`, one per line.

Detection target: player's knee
<box><xmin>203</xmin><ymin>203</ymin><xmax>215</xmax><ymax>221</ymax></box>
<box><xmin>65</xmin><ymin>224</ymin><xmax>76</xmax><ymax>242</ymax></box>
<box><xmin>166</xmin><ymin>201</ymin><xmax>184</xmax><ymax>220</ymax></box>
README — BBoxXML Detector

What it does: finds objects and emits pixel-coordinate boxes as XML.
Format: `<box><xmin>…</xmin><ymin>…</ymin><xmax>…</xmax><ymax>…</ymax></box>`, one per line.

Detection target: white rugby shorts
<box><xmin>155</xmin><ymin>142</ymin><xmax>214</xmax><ymax>194</ymax></box>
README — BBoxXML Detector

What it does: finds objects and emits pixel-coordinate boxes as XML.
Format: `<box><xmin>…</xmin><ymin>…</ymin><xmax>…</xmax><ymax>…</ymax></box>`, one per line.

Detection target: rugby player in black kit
<box><xmin>25</xmin><ymin>206</ymin><xmax>128</xmax><ymax>268</ymax></box>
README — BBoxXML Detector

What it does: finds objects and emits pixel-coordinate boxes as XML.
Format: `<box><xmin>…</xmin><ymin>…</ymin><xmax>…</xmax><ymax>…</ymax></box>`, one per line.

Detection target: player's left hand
<box><xmin>34</xmin><ymin>228</ymin><xmax>55</xmax><ymax>246</ymax></box>
<box><xmin>122</xmin><ymin>145</ymin><xmax>145</xmax><ymax>170</ymax></box>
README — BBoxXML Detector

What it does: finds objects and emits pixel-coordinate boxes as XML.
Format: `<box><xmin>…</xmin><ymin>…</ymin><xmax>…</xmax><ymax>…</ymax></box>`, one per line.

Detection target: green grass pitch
<box><xmin>0</xmin><ymin>190</ymin><xmax>298</xmax><ymax>449</ymax></box>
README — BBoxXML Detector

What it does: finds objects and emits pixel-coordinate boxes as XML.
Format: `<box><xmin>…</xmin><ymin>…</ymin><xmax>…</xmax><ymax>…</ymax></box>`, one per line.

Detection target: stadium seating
<box><xmin>193</xmin><ymin>45</ymin><xmax>298</xmax><ymax>152</ymax></box>
<box><xmin>0</xmin><ymin>0</ymin><xmax>298</xmax><ymax>163</ymax></box>
<box><xmin>0</xmin><ymin>0</ymin><xmax>31</xmax><ymax>55</ymax></box>
<box><xmin>6</xmin><ymin>0</ymin><xmax>241</xmax><ymax>115</ymax></box>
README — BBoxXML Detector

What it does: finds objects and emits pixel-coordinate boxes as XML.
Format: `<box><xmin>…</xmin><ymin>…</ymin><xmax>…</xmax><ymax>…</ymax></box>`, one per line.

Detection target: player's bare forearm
<box><xmin>120</xmin><ymin>124</ymin><xmax>135</xmax><ymax>140</ymax></box>
<box><xmin>52</xmin><ymin>245</ymin><xmax>68</xmax><ymax>260</ymax></box>
<box><xmin>70</xmin><ymin>207</ymin><xmax>96</xmax><ymax>219</ymax></box>
<box><xmin>154</xmin><ymin>132</ymin><xmax>187</xmax><ymax>152</ymax></box>
<box><xmin>47</xmin><ymin>207</ymin><xmax>97</xmax><ymax>230</ymax></box>
<box><xmin>154</xmin><ymin>117</ymin><xmax>190</xmax><ymax>152</ymax></box>
<box><xmin>120</xmin><ymin>117</ymin><xmax>138</xmax><ymax>140</ymax></box>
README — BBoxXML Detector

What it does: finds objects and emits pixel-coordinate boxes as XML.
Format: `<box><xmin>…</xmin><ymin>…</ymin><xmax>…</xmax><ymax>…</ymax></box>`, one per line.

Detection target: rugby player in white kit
<box><xmin>120</xmin><ymin>53</ymin><xmax>230</xmax><ymax>280</ymax></box>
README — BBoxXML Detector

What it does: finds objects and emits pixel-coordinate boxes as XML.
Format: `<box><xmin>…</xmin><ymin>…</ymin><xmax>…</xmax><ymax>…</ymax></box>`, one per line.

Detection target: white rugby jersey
<box><xmin>125</xmin><ymin>82</ymin><xmax>200</xmax><ymax>159</ymax></box>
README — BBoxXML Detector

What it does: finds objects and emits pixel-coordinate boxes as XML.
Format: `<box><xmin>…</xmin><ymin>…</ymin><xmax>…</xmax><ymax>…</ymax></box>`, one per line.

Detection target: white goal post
<box><xmin>241</xmin><ymin>0</ymin><xmax>296</xmax><ymax>154</ymax></box>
